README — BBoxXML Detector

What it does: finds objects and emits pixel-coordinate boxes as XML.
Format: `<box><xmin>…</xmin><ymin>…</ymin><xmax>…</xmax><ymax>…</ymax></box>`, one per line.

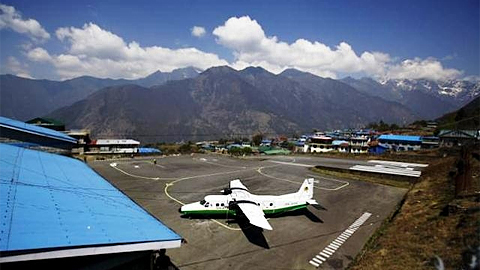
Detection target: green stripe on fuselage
<box><xmin>181</xmin><ymin>204</ymin><xmax>308</xmax><ymax>216</ymax></box>
<box><xmin>263</xmin><ymin>204</ymin><xmax>308</xmax><ymax>215</ymax></box>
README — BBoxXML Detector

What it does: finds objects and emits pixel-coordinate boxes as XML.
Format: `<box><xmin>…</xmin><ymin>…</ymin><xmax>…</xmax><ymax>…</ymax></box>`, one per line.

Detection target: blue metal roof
<box><xmin>378</xmin><ymin>134</ymin><xmax>422</xmax><ymax>142</ymax></box>
<box><xmin>0</xmin><ymin>144</ymin><xmax>181</xmax><ymax>253</ymax></box>
<box><xmin>138</xmin><ymin>147</ymin><xmax>162</xmax><ymax>153</ymax></box>
<box><xmin>0</xmin><ymin>116</ymin><xmax>77</xmax><ymax>144</ymax></box>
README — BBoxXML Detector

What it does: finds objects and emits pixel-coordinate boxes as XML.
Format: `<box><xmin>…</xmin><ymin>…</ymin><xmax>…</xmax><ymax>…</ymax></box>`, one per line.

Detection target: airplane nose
<box><xmin>178</xmin><ymin>207</ymin><xmax>182</xmax><ymax>213</ymax></box>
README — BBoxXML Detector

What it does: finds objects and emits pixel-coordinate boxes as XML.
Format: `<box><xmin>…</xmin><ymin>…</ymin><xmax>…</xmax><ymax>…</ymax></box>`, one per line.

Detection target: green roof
<box><xmin>26</xmin><ymin>117</ymin><xmax>65</xmax><ymax>126</ymax></box>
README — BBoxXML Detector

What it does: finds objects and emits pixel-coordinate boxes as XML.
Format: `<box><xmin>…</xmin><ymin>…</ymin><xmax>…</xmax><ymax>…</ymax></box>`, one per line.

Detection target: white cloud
<box><xmin>27</xmin><ymin>47</ymin><xmax>52</xmax><ymax>62</ymax></box>
<box><xmin>5</xmin><ymin>56</ymin><xmax>33</xmax><ymax>78</ymax></box>
<box><xmin>191</xmin><ymin>26</ymin><xmax>206</xmax><ymax>38</ymax></box>
<box><xmin>213</xmin><ymin>16</ymin><xmax>462</xmax><ymax>81</ymax></box>
<box><xmin>462</xmin><ymin>75</ymin><xmax>480</xmax><ymax>82</ymax></box>
<box><xmin>27</xmin><ymin>22</ymin><xmax>228</xmax><ymax>79</ymax></box>
<box><xmin>0</xmin><ymin>4</ymin><xmax>50</xmax><ymax>42</ymax></box>
<box><xmin>386</xmin><ymin>58</ymin><xmax>462</xmax><ymax>81</ymax></box>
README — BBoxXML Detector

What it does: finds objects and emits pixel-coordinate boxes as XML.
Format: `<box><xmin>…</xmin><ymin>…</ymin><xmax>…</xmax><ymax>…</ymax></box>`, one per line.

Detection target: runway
<box><xmin>90</xmin><ymin>154</ymin><xmax>407</xmax><ymax>269</ymax></box>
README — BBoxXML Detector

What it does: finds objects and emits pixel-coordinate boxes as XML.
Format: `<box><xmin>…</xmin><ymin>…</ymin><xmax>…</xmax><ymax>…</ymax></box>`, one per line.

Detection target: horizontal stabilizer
<box><xmin>306</xmin><ymin>199</ymin><xmax>318</xmax><ymax>205</ymax></box>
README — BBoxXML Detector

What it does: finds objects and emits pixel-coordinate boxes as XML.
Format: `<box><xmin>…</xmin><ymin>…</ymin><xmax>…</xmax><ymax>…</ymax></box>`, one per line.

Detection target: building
<box><xmin>66</xmin><ymin>129</ymin><xmax>91</xmax><ymax>145</ymax></box>
<box><xmin>332</xmin><ymin>140</ymin><xmax>349</xmax><ymax>153</ymax></box>
<box><xmin>421</xmin><ymin>136</ymin><xmax>440</xmax><ymax>149</ymax></box>
<box><xmin>378</xmin><ymin>134</ymin><xmax>422</xmax><ymax>151</ymax></box>
<box><xmin>0</xmin><ymin>116</ymin><xmax>77</xmax><ymax>151</ymax></box>
<box><xmin>65</xmin><ymin>129</ymin><xmax>92</xmax><ymax>154</ymax></box>
<box><xmin>25</xmin><ymin>117</ymin><xmax>65</xmax><ymax>131</ymax></box>
<box><xmin>305</xmin><ymin>136</ymin><xmax>334</xmax><ymax>153</ymax></box>
<box><xmin>438</xmin><ymin>130</ymin><xmax>479</xmax><ymax>147</ymax></box>
<box><xmin>87</xmin><ymin>139</ymin><xmax>140</xmax><ymax>154</ymax></box>
<box><xmin>348</xmin><ymin>136</ymin><xmax>369</xmax><ymax>154</ymax></box>
<box><xmin>260</xmin><ymin>139</ymin><xmax>272</xmax><ymax>147</ymax></box>
<box><xmin>0</xmin><ymin>143</ymin><xmax>182</xmax><ymax>269</ymax></box>
<box><xmin>368</xmin><ymin>144</ymin><xmax>389</xmax><ymax>155</ymax></box>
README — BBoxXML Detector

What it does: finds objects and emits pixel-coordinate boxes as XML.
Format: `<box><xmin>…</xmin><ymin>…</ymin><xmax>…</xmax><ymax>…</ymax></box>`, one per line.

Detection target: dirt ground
<box><xmin>349</xmin><ymin>150</ymin><xmax>480</xmax><ymax>270</ymax></box>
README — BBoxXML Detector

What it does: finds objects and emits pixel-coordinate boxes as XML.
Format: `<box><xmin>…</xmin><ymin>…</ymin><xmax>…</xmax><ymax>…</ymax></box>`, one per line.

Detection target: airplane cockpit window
<box><xmin>200</xmin><ymin>200</ymin><xmax>206</xmax><ymax>205</ymax></box>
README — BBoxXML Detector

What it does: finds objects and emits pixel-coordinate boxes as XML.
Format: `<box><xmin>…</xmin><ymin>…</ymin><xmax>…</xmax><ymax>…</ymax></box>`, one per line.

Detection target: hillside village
<box><xmin>14</xmin><ymin>114</ymin><xmax>480</xmax><ymax>159</ymax></box>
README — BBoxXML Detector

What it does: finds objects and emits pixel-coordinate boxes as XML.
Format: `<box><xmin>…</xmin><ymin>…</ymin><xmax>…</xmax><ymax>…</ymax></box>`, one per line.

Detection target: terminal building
<box><xmin>86</xmin><ymin>139</ymin><xmax>140</xmax><ymax>154</ymax></box>
<box><xmin>0</xmin><ymin>117</ymin><xmax>182</xmax><ymax>269</ymax></box>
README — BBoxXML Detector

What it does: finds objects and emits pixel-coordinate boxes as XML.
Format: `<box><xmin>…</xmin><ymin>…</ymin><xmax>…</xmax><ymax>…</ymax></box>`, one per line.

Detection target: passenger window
<box><xmin>269</xmin><ymin>203</ymin><xmax>273</xmax><ymax>206</ymax></box>
<box><xmin>221</xmin><ymin>203</ymin><xmax>224</xmax><ymax>207</ymax></box>
<box><xmin>216</xmin><ymin>203</ymin><xmax>219</xmax><ymax>207</ymax></box>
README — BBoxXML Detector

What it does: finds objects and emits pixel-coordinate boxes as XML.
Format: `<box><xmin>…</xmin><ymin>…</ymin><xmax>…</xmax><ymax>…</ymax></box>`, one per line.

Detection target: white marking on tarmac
<box><xmin>320</xmin><ymin>251</ymin><xmax>330</xmax><ymax>258</ymax></box>
<box><xmin>269</xmin><ymin>160</ymin><xmax>313</xmax><ymax>167</ymax></box>
<box><xmin>309</xmin><ymin>212</ymin><xmax>372</xmax><ymax>268</ymax></box>
<box><xmin>350</xmin><ymin>165</ymin><xmax>421</xmax><ymax>177</ymax></box>
<box><xmin>315</xmin><ymin>255</ymin><xmax>326</xmax><ymax>261</ymax></box>
<box><xmin>257</xmin><ymin>167</ymin><xmax>349</xmax><ymax>191</ymax></box>
<box><xmin>368</xmin><ymin>160</ymin><xmax>429</xmax><ymax>167</ymax></box>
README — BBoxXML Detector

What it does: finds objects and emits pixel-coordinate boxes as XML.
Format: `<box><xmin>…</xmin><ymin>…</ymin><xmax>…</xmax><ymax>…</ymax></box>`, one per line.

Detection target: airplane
<box><xmin>179</xmin><ymin>178</ymin><xmax>319</xmax><ymax>230</ymax></box>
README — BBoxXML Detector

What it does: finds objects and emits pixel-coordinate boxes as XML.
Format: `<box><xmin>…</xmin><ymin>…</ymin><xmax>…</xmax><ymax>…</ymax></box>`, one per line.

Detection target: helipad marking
<box><xmin>309</xmin><ymin>212</ymin><xmax>372</xmax><ymax>268</ymax></box>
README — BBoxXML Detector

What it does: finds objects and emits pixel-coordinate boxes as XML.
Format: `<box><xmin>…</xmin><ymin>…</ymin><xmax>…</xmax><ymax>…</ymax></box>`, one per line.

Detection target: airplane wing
<box><xmin>237</xmin><ymin>202</ymin><xmax>273</xmax><ymax>230</ymax></box>
<box><xmin>230</xmin><ymin>179</ymin><xmax>248</xmax><ymax>191</ymax></box>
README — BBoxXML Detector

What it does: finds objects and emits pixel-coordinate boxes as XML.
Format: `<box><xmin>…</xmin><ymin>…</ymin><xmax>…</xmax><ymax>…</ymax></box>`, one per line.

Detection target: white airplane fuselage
<box><xmin>180</xmin><ymin>178</ymin><xmax>316</xmax><ymax>217</ymax></box>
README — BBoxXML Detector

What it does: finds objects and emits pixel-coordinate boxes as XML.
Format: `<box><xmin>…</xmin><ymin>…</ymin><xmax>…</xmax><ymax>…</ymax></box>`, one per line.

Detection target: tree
<box><xmin>242</xmin><ymin>147</ymin><xmax>252</xmax><ymax>155</ymax></box>
<box><xmin>252</xmin><ymin>133</ymin><xmax>264</xmax><ymax>146</ymax></box>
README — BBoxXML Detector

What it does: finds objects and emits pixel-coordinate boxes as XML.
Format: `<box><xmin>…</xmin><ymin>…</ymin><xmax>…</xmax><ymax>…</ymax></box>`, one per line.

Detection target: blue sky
<box><xmin>0</xmin><ymin>0</ymin><xmax>478</xmax><ymax>81</ymax></box>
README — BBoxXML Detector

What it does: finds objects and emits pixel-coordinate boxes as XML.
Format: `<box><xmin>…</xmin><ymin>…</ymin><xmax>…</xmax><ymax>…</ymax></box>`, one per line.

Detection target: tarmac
<box><xmin>90</xmin><ymin>154</ymin><xmax>407</xmax><ymax>270</ymax></box>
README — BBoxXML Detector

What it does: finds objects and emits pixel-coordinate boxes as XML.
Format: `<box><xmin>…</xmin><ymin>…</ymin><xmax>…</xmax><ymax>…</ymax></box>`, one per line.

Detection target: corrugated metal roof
<box><xmin>0</xmin><ymin>116</ymin><xmax>76</xmax><ymax>144</ymax></box>
<box><xmin>138</xmin><ymin>147</ymin><xmax>162</xmax><ymax>153</ymax></box>
<box><xmin>438</xmin><ymin>129</ymin><xmax>479</xmax><ymax>138</ymax></box>
<box><xmin>0</xmin><ymin>143</ymin><xmax>181</xmax><ymax>254</ymax></box>
<box><xmin>378</xmin><ymin>134</ymin><xmax>421</xmax><ymax>142</ymax></box>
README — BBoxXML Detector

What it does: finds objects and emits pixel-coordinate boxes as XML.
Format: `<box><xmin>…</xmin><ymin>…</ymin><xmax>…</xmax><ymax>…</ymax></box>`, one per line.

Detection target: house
<box><xmin>368</xmin><ymin>144</ymin><xmax>389</xmax><ymax>154</ymax></box>
<box><xmin>378</xmin><ymin>134</ymin><xmax>422</xmax><ymax>151</ymax></box>
<box><xmin>260</xmin><ymin>139</ymin><xmax>272</xmax><ymax>146</ymax></box>
<box><xmin>241</xmin><ymin>142</ymin><xmax>252</xmax><ymax>148</ymax></box>
<box><xmin>332</xmin><ymin>140</ymin><xmax>349</xmax><ymax>153</ymax></box>
<box><xmin>305</xmin><ymin>136</ymin><xmax>334</xmax><ymax>153</ymax></box>
<box><xmin>438</xmin><ymin>130</ymin><xmax>479</xmax><ymax>147</ymax></box>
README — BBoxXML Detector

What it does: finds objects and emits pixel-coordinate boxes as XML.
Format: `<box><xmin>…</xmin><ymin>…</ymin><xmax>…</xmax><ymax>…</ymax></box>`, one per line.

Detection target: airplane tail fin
<box><xmin>297</xmin><ymin>178</ymin><xmax>314</xmax><ymax>199</ymax></box>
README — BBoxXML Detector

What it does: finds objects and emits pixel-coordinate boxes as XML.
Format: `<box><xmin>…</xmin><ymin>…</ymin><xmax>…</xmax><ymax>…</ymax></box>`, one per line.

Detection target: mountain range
<box><xmin>47</xmin><ymin>66</ymin><xmax>415</xmax><ymax>141</ymax></box>
<box><xmin>0</xmin><ymin>67</ymin><xmax>200</xmax><ymax>121</ymax></box>
<box><xmin>341</xmin><ymin>77</ymin><xmax>480</xmax><ymax>120</ymax></box>
<box><xmin>1</xmin><ymin>66</ymin><xmax>478</xmax><ymax>142</ymax></box>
